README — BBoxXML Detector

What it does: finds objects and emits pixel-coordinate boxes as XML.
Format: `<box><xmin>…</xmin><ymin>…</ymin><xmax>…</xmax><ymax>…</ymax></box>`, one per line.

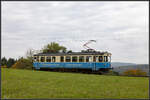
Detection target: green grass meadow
<box><xmin>1</xmin><ymin>68</ymin><xmax>149</xmax><ymax>99</ymax></box>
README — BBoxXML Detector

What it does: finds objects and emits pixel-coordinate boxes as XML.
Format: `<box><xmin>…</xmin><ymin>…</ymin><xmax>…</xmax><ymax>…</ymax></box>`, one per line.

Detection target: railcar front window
<box><xmin>72</xmin><ymin>56</ymin><xmax>77</xmax><ymax>62</ymax></box>
<box><xmin>105</xmin><ymin>56</ymin><xmax>108</xmax><ymax>62</ymax></box>
<box><xmin>108</xmin><ymin>56</ymin><xmax>111</xmax><ymax>62</ymax></box>
<box><xmin>52</xmin><ymin>57</ymin><xmax>56</xmax><ymax>62</ymax></box>
<box><xmin>60</xmin><ymin>56</ymin><xmax>64</xmax><ymax>62</ymax></box>
<box><xmin>79</xmin><ymin>56</ymin><xmax>84</xmax><ymax>62</ymax></box>
<box><xmin>41</xmin><ymin>57</ymin><xmax>45</xmax><ymax>62</ymax></box>
<box><xmin>66</xmin><ymin>56</ymin><xmax>71</xmax><ymax>62</ymax></box>
<box><xmin>46</xmin><ymin>57</ymin><xmax>51</xmax><ymax>62</ymax></box>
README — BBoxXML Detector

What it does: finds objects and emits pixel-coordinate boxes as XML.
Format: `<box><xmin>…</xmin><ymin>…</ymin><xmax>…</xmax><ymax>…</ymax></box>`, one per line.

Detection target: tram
<box><xmin>33</xmin><ymin>49</ymin><xmax>112</xmax><ymax>73</ymax></box>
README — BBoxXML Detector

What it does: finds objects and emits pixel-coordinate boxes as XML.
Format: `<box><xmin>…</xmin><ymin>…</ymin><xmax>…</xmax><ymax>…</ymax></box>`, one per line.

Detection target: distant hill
<box><xmin>112</xmin><ymin>64</ymin><xmax>149</xmax><ymax>76</ymax></box>
<box><xmin>111</xmin><ymin>62</ymin><xmax>136</xmax><ymax>68</ymax></box>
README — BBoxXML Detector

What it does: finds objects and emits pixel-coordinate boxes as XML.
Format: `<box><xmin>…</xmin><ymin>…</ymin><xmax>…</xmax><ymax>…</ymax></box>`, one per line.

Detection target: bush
<box><xmin>103</xmin><ymin>70</ymin><xmax>119</xmax><ymax>76</ymax></box>
<box><xmin>123</xmin><ymin>69</ymin><xmax>147</xmax><ymax>77</ymax></box>
<box><xmin>12</xmin><ymin>58</ymin><xmax>33</xmax><ymax>70</ymax></box>
<box><xmin>1</xmin><ymin>65</ymin><xmax>7</xmax><ymax>68</ymax></box>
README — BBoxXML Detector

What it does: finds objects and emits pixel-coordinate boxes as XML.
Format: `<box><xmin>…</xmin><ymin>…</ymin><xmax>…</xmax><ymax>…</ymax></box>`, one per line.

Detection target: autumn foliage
<box><xmin>1</xmin><ymin>65</ymin><xmax>7</xmax><ymax>68</ymax></box>
<box><xmin>123</xmin><ymin>69</ymin><xmax>147</xmax><ymax>77</ymax></box>
<box><xmin>12</xmin><ymin>58</ymin><xmax>33</xmax><ymax>69</ymax></box>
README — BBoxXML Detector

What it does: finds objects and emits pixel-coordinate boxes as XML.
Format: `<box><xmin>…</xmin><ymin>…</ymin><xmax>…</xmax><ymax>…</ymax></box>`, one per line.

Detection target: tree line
<box><xmin>1</xmin><ymin>57</ymin><xmax>17</xmax><ymax>68</ymax></box>
<box><xmin>1</xmin><ymin>42</ymin><xmax>70</xmax><ymax>69</ymax></box>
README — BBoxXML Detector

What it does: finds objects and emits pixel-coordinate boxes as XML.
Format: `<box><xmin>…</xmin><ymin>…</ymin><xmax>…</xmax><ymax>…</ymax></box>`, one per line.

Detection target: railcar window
<box><xmin>96</xmin><ymin>56</ymin><xmax>99</xmax><ymax>62</ymax></box>
<box><xmin>66</xmin><ymin>56</ymin><xmax>71</xmax><ymax>62</ymax></box>
<box><xmin>79</xmin><ymin>56</ymin><xmax>84</xmax><ymax>62</ymax></box>
<box><xmin>72</xmin><ymin>56</ymin><xmax>77</xmax><ymax>62</ymax></box>
<box><xmin>52</xmin><ymin>57</ymin><xmax>56</xmax><ymax>62</ymax></box>
<box><xmin>86</xmin><ymin>56</ymin><xmax>92</xmax><ymax>62</ymax></box>
<box><xmin>99</xmin><ymin>56</ymin><xmax>103</xmax><ymax>62</ymax></box>
<box><xmin>37</xmin><ymin>56</ymin><xmax>39</xmax><ymax>62</ymax></box>
<box><xmin>34</xmin><ymin>57</ymin><xmax>37</xmax><ymax>62</ymax></box>
<box><xmin>41</xmin><ymin>57</ymin><xmax>45</xmax><ymax>62</ymax></box>
<box><xmin>93</xmin><ymin>56</ymin><xmax>96</xmax><ymax>62</ymax></box>
<box><xmin>60</xmin><ymin>56</ymin><xmax>64</xmax><ymax>62</ymax></box>
<box><xmin>46</xmin><ymin>57</ymin><xmax>51</xmax><ymax>62</ymax></box>
<box><xmin>86</xmin><ymin>56</ymin><xmax>89</xmax><ymax>62</ymax></box>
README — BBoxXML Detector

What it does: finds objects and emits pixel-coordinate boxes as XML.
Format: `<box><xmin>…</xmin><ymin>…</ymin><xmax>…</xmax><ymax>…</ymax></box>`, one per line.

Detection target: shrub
<box><xmin>123</xmin><ymin>69</ymin><xmax>147</xmax><ymax>77</ymax></box>
<box><xmin>1</xmin><ymin>65</ymin><xmax>7</xmax><ymax>68</ymax></box>
<box><xmin>103</xmin><ymin>70</ymin><xmax>119</xmax><ymax>76</ymax></box>
<box><xmin>12</xmin><ymin>58</ymin><xmax>33</xmax><ymax>70</ymax></box>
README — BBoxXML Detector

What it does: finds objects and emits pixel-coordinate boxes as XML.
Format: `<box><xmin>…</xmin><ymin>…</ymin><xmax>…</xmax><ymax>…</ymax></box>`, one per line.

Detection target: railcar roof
<box><xmin>34</xmin><ymin>51</ymin><xmax>111</xmax><ymax>56</ymax></box>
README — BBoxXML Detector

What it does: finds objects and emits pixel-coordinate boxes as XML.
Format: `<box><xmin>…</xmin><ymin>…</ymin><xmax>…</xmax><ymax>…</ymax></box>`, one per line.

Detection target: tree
<box><xmin>1</xmin><ymin>57</ymin><xmax>7</xmax><ymax>66</ymax></box>
<box><xmin>12</xmin><ymin>57</ymin><xmax>33</xmax><ymax>69</ymax></box>
<box><xmin>42</xmin><ymin>42</ymin><xmax>67</xmax><ymax>53</ymax></box>
<box><xmin>26</xmin><ymin>48</ymin><xmax>34</xmax><ymax>62</ymax></box>
<box><xmin>67</xmin><ymin>50</ymin><xmax>72</xmax><ymax>53</ymax></box>
<box><xmin>7</xmin><ymin>58</ymin><xmax>16</xmax><ymax>68</ymax></box>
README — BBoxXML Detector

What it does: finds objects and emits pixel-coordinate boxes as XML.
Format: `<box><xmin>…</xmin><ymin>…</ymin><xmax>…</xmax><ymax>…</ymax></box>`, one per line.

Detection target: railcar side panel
<box><xmin>33</xmin><ymin>62</ymin><xmax>111</xmax><ymax>71</ymax></box>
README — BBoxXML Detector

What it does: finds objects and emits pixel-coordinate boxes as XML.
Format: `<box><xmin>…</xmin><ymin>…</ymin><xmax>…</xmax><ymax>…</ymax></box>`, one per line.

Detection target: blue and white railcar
<box><xmin>33</xmin><ymin>51</ymin><xmax>112</xmax><ymax>72</ymax></box>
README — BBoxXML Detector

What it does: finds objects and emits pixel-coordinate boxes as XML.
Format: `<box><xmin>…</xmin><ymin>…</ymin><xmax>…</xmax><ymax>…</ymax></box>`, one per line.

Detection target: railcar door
<box><xmin>85</xmin><ymin>56</ymin><xmax>93</xmax><ymax>69</ymax></box>
<box><xmin>93</xmin><ymin>56</ymin><xmax>98</xmax><ymax>71</ymax></box>
<box><xmin>95</xmin><ymin>56</ymin><xmax>103</xmax><ymax>70</ymax></box>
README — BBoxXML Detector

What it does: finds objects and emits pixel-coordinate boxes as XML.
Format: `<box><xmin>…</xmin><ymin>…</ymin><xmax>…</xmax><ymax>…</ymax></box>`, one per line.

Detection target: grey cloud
<box><xmin>2</xmin><ymin>1</ymin><xmax>149</xmax><ymax>64</ymax></box>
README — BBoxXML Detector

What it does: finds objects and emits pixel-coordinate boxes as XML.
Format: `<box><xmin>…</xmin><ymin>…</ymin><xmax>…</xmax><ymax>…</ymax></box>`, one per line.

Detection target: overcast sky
<box><xmin>2</xmin><ymin>1</ymin><xmax>149</xmax><ymax>64</ymax></box>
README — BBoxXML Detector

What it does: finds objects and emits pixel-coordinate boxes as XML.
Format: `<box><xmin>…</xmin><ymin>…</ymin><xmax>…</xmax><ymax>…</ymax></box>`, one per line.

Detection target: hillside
<box><xmin>111</xmin><ymin>62</ymin><xmax>136</xmax><ymax>68</ymax></box>
<box><xmin>1</xmin><ymin>68</ymin><xmax>149</xmax><ymax>99</ymax></box>
<box><xmin>112</xmin><ymin>64</ymin><xmax>149</xmax><ymax>75</ymax></box>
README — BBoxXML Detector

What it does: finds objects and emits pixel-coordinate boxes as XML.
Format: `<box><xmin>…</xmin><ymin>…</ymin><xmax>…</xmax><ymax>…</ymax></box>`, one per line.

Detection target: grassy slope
<box><xmin>1</xmin><ymin>68</ymin><xmax>149</xmax><ymax>99</ymax></box>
